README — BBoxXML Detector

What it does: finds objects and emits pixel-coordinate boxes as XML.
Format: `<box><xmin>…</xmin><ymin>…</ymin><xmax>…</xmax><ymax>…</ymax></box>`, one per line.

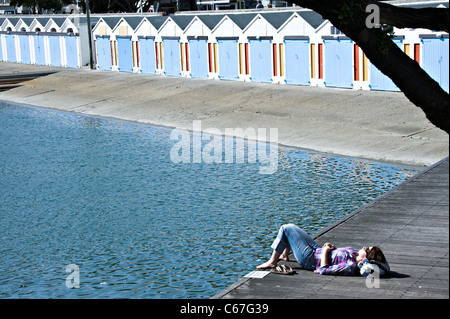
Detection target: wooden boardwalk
<box><xmin>213</xmin><ymin>157</ymin><xmax>449</xmax><ymax>299</ymax></box>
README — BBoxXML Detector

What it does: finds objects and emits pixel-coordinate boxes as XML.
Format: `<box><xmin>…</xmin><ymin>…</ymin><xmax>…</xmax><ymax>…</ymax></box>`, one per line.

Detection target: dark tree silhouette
<box><xmin>291</xmin><ymin>0</ymin><xmax>449</xmax><ymax>133</ymax></box>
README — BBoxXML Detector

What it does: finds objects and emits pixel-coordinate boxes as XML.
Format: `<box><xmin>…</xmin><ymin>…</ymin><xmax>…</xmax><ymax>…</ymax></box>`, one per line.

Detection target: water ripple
<box><xmin>0</xmin><ymin>102</ymin><xmax>418</xmax><ymax>298</ymax></box>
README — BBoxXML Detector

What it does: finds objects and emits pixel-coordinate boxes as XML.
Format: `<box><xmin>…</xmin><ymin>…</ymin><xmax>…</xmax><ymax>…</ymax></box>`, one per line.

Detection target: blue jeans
<box><xmin>271</xmin><ymin>224</ymin><xmax>321</xmax><ymax>270</ymax></box>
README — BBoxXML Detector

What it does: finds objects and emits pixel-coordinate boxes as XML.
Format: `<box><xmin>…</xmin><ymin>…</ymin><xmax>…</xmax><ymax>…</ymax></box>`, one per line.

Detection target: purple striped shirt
<box><xmin>314</xmin><ymin>247</ymin><xmax>359</xmax><ymax>276</ymax></box>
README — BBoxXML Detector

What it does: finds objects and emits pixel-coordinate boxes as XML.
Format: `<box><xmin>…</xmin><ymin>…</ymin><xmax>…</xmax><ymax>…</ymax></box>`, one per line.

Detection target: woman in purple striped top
<box><xmin>256</xmin><ymin>224</ymin><xmax>389</xmax><ymax>276</ymax></box>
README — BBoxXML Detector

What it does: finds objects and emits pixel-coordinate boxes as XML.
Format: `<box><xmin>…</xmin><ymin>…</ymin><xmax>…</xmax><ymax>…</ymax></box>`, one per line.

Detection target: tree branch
<box><xmin>291</xmin><ymin>0</ymin><xmax>449</xmax><ymax>133</ymax></box>
<box><xmin>372</xmin><ymin>1</ymin><xmax>449</xmax><ymax>33</ymax></box>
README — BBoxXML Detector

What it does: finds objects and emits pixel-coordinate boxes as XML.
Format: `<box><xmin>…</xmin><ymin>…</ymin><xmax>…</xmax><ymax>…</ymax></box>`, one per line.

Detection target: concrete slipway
<box><xmin>0</xmin><ymin>62</ymin><xmax>448</xmax><ymax>167</ymax></box>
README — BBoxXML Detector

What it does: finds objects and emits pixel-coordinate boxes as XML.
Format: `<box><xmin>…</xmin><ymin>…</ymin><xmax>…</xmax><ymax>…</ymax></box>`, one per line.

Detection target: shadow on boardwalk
<box><xmin>213</xmin><ymin>157</ymin><xmax>449</xmax><ymax>299</ymax></box>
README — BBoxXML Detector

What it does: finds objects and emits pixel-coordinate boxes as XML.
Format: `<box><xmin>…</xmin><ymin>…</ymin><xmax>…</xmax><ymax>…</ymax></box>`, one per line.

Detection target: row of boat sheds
<box><xmin>0</xmin><ymin>2</ymin><xmax>448</xmax><ymax>93</ymax></box>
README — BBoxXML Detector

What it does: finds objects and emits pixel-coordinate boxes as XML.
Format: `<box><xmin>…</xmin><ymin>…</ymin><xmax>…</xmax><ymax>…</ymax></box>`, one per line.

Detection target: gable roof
<box><xmin>87</xmin><ymin>16</ymin><xmax>101</xmax><ymax>29</ymax></box>
<box><xmin>296</xmin><ymin>10</ymin><xmax>326</xmax><ymax>29</ymax></box>
<box><xmin>28</xmin><ymin>18</ymin><xmax>49</xmax><ymax>31</ymax></box>
<box><xmin>102</xmin><ymin>17</ymin><xmax>122</xmax><ymax>30</ymax></box>
<box><xmin>34</xmin><ymin>17</ymin><xmax>50</xmax><ymax>27</ymax></box>
<box><xmin>5</xmin><ymin>17</ymin><xmax>20</xmax><ymax>28</ymax></box>
<box><xmin>19</xmin><ymin>17</ymin><xmax>34</xmax><ymax>28</ymax></box>
<box><xmin>123</xmin><ymin>16</ymin><xmax>144</xmax><ymax>30</ymax></box>
<box><xmin>15</xmin><ymin>18</ymin><xmax>32</xmax><ymax>31</ymax></box>
<box><xmin>227</xmin><ymin>13</ymin><xmax>257</xmax><ymax>29</ymax></box>
<box><xmin>44</xmin><ymin>18</ymin><xmax>65</xmax><ymax>31</ymax></box>
<box><xmin>147</xmin><ymin>15</ymin><xmax>169</xmax><ymax>30</ymax></box>
<box><xmin>171</xmin><ymin>15</ymin><xmax>195</xmax><ymax>30</ymax></box>
<box><xmin>50</xmin><ymin>17</ymin><xmax>67</xmax><ymax>28</ymax></box>
<box><xmin>260</xmin><ymin>11</ymin><xmax>294</xmax><ymax>30</ymax></box>
<box><xmin>196</xmin><ymin>14</ymin><xmax>226</xmax><ymax>30</ymax></box>
<box><xmin>61</xmin><ymin>17</ymin><xmax>79</xmax><ymax>32</ymax></box>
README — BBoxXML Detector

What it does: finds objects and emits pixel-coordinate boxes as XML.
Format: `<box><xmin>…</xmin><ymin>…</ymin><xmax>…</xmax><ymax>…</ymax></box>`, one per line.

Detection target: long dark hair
<box><xmin>367</xmin><ymin>246</ymin><xmax>387</xmax><ymax>263</ymax></box>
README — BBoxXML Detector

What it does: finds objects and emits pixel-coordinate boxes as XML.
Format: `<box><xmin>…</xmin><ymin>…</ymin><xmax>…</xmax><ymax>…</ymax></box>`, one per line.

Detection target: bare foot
<box><xmin>279</xmin><ymin>254</ymin><xmax>290</xmax><ymax>262</ymax></box>
<box><xmin>256</xmin><ymin>260</ymin><xmax>277</xmax><ymax>269</ymax></box>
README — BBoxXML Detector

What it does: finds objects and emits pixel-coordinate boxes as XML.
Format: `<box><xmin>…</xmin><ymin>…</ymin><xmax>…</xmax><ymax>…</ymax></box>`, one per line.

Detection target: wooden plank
<box><xmin>213</xmin><ymin>157</ymin><xmax>449</xmax><ymax>299</ymax></box>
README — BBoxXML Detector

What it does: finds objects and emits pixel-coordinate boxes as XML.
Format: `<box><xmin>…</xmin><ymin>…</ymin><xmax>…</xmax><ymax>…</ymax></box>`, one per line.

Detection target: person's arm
<box><xmin>316</xmin><ymin>261</ymin><xmax>356</xmax><ymax>275</ymax></box>
<box><xmin>320</xmin><ymin>248</ymin><xmax>330</xmax><ymax>268</ymax></box>
<box><xmin>315</xmin><ymin>245</ymin><xmax>356</xmax><ymax>276</ymax></box>
<box><xmin>358</xmin><ymin>258</ymin><xmax>373</xmax><ymax>277</ymax></box>
<box><xmin>319</xmin><ymin>243</ymin><xmax>335</xmax><ymax>267</ymax></box>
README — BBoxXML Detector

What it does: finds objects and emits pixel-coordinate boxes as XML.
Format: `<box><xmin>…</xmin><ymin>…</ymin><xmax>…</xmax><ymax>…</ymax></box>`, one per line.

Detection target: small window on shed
<box><xmin>6</xmin><ymin>27</ymin><xmax>12</xmax><ymax>31</ymax></box>
<box><xmin>67</xmin><ymin>28</ymin><xmax>74</xmax><ymax>33</ymax></box>
<box><xmin>21</xmin><ymin>27</ymin><xmax>26</xmax><ymax>31</ymax></box>
<box><xmin>50</xmin><ymin>28</ymin><xmax>57</xmax><ymax>32</ymax></box>
<box><xmin>35</xmin><ymin>28</ymin><xmax>41</xmax><ymax>32</ymax></box>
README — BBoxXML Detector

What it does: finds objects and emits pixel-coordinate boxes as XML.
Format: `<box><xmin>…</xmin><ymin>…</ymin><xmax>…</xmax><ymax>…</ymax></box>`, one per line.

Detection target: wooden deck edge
<box><xmin>312</xmin><ymin>156</ymin><xmax>449</xmax><ymax>240</ymax></box>
<box><xmin>210</xmin><ymin>276</ymin><xmax>251</xmax><ymax>299</ymax></box>
<box><xmin>211</xmin><ymin>156</ymin><xmax>449</xmax><ymax>299</ymax></box>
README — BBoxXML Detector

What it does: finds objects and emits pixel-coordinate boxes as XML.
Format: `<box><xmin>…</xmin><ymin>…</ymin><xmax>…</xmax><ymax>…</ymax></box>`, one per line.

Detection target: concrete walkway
<box><xmin>0</xmin><ymin>62</ymin><xmax>448</xmax><ymax>167</ymax></box>
<box><xmin>213</xmin><ymin>157</ymin><xmax>449</xmax><ymax>299</ymax></box>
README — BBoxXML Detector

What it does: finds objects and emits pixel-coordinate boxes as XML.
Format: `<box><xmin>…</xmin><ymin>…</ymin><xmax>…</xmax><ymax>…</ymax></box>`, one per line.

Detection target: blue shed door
<box><xmin>5</xmin><ymin>34</ymin><xmax>17</xmax><ymax>63</ymax></box>
<box><xmin>117</xmin><ymin>37</ymin><xmax>133</xmax><ymax>73</ymax></box>
<box><xmin>324</xmin><ymin>39</ymin><xmax>353</xmax><ymax>88</ymax></box>
<box><xmin>48</xmin><ymin>36</ymin><xmax>62</xmax><ymax>67</ymax></box>
<box><xmin>285</xmin><ymin>39</ymin><xmax>310</xmax><ymax>85</ymax></box>
<box><xmin>188</xmin><ymin>39</ymin><xmax>208</xmax><ymax>79</ymax></box>
<box><xmin>370</xmin><ymin>38</ymin><xmax>402</xmax><ymax>91</ymax></box>
<box><xmin>138</xmin><ymin>38</ymin><xmax>156</xmax><ymax>74</ymax></box>
<box><xmin>19</xmin><ymin>35</ymin><xmax>31</xmax><ymax>64</ymax></box>
<box><xmin>65</xmin><ymin>36</ymin><xmax>78</xmax><ymax>68</ymax></box>
<box><xmin>249</xmin><ymin>39</ymin><xmax>272</xmax><ymax>83</ymax></box>
<box><xmin>33</xmin><ymin>35</ymin><xmax>46</xmax><ymax>65</ymax></box>
<box><xmin>422</xmin><ymin>37</ymin><xmax>449</xmax><ymax>93</ymax></box>
<box><xmin>96</xmin><ymin>36</ymin><xmax>112</xmax><ymax>71</ymax></box>
<box><xmin>217</xmin><ymin>39</ymin><xmax>239</xmax><ymax>81</ymax></box>
<box><xmin>163</xmin><ymin>38</ymin><xmax>181</xmax><ymax>76</ymax></box>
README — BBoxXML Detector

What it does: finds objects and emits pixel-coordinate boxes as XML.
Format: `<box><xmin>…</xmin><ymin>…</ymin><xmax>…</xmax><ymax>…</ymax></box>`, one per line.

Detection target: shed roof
<box><xmin>147</xmin><ymin>15</ymin><xmax>169</xmax><ymax>30</ymax></box>
<box><xmin>90</xmin><ymin>17</ymin><xmax>101</xmax><ymax>25</ymax></box>
<box><xmin>296</xmin><ymin>10</ymin><xmax>326</xmax><ymax>29</ymax></box>
<box><xmin>50</xmin><ymin>17</ymin><xmax>67</xmax><ymax>27</ymax></box>
<box><xmin>102</xmin><ymin>17</ymin><xmax>122</xmax><ymax>29</ymax></box>
<box><xmin>260</xmin><ymin>11</ymin><xmax>294</xmax><ymax>30</ymax></box>
<box><xmin>123</xmin><ymin>16</ymin><xmax>144</xmax><ymax>30</ymax></box>
<box><xmin>34</xmin><ymin>17</ymin><xmax>50</xmax><ymax>26</ymax></box>
<box><xmin>227</xmin><ymin>13</ymin><xmax>257</xmax><ymax>29</ymax></box>
<box><xmin>61</xmin><ymin>17</ymin><xmax>79</xmax><ymax>32</ymax></box>
<box><xmin>171</xmin><ymin>15</ymin><xmax>195</xmax><ymax>30</ymax></box>
<box><xmin>19</xmin><ymin>17</ymin><xmax>34</xmax><ymax>27</ymax></box>
<box><xmin>196</xmin><ymin>14</ymin><xmax>226</xmax><ymax>30</ymax></box>
<box><xmin>28</xmin><ymin>18</ymin><xmax>49</xmax><ymax>31</ymax></box>
<box><xmin>5</xmin><ymin>17</ymin><xmax>20</xmax><ymax>28</ymax></box>
<box><xmin>0</xmin><ymin>18</ymin><xmax>7</xmax><ymax>30</ymax></box>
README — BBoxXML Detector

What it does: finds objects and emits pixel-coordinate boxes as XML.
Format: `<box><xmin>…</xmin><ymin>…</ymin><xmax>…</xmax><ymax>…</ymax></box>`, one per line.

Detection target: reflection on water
<box><xmin>0</xmin><ymin>102</ymin><xmax>418</xmax><ymax>298</ymax></box>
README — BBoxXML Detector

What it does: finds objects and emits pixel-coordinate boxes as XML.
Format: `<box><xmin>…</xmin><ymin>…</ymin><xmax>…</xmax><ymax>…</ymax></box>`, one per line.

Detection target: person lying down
<box><xmin>257</xmin><ymin>224</ymin><xmax>390</xmax><ymax>277</ymax></box>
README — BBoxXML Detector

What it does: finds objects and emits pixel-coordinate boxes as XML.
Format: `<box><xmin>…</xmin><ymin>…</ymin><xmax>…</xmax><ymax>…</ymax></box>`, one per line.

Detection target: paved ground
<box><xmin>212</xmin><ymin>157</ymin><xmax>449</xmax><ymax>299</ymax></box>
<box><xmin>0</xmin><ymin>62</ymin><xmax>448</xmax><ymax>167</ymax></box>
